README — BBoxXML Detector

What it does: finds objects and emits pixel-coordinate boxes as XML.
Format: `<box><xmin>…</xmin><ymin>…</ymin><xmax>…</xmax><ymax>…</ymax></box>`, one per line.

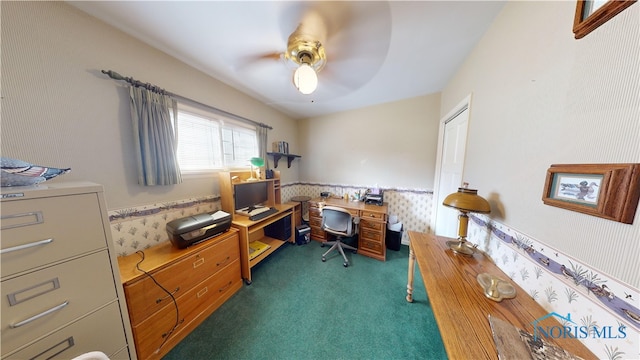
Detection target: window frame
<box><xmin>174</xmin><ymin>103</ymin><xmax>258</xmax><ymax>176</ymax></box>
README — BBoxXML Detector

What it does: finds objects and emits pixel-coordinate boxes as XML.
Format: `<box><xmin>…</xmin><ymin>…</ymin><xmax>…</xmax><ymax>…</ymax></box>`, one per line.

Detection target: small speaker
<box><xmin>320</xmin><ymin>192</ymin><xmax>330</xmax><ymax>198</ymax></box>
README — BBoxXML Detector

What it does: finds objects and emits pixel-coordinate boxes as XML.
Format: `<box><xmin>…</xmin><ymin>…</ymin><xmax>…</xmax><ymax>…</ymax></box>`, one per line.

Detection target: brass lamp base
<box><xmin>446</xmin><ymin>240</ymin><xmax>475</xmax><ymax>256</ymax></box>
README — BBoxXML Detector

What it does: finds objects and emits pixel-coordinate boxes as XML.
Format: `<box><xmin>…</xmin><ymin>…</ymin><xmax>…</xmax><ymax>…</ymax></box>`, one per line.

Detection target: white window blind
<box><xmin>176</xmin><ymin>105</ymin><xmax>257</xmax><ymax>173</ymax></box>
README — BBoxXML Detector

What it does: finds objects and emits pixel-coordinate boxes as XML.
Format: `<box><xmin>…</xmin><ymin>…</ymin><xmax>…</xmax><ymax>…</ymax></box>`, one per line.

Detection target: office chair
<box><xmin>320</xmin><ymin>206</ymin><xmax>359</xmax><ymax>267</ymax></box>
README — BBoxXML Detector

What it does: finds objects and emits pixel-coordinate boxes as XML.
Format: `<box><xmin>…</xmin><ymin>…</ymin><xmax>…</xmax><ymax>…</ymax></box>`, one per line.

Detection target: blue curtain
<box><xmin>129</xmin><ymin>86</ymin><xmax>182</xmax><ymax>186</ymax></box>
<box><xmin>257</xmin><ymin>125</ymin><xmax>269</xmax><ymax>170</ymax></box>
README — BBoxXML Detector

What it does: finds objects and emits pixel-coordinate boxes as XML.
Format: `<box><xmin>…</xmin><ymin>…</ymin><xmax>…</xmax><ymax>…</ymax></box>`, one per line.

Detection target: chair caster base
<box><xmin>322</xmin><ymin>257</ymin><xmax>326</xmax><ymax>262</ymax></box>
<box><xmin>343</xmin><ymin>262</ymin><xmax>349</xmax><ymax>267</ymax></box>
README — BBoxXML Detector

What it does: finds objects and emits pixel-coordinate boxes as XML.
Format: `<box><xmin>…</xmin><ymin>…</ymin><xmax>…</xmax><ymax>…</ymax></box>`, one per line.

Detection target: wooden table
<box><xmin>406</xmin><ymin>231</ymin><xmax>597</xmax><ymax>359</ymax></box>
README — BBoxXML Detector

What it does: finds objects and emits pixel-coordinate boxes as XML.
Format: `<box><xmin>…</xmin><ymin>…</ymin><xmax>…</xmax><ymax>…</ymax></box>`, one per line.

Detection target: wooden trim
<box><xmin>573</xmin><ymin>0</ymin><xmax>636</xmax><ymax>39</ymax></box>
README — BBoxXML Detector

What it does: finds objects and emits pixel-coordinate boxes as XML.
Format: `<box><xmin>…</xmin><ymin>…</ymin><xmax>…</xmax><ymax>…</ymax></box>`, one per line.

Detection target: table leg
<box><xmin>406</xmin><ymin>246</ymin><xmax>415</xmax><ymax>302</ymax></box>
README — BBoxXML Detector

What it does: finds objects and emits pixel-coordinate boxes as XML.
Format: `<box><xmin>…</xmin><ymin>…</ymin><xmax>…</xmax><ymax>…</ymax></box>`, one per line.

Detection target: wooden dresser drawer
<box><xmin>5</xmin><ymin>301</ymin><xmax>127</xmax><ymax>360</ymax></box>
<box><xmin>1</xmin><ymin>251</ymin><xmax>117</xmax><ymax>355</ymax></box>
<box><xmin>132</xmin><ymin>259</ymin><xmax>242</xmax><ymax>360</ymax></box>
<box><xmin>124</xmin><ymin>234</ymin><xmax>240</xmax><ymax>325</ymax></box>
<box><xmin>1</xmin><ymin>194</ymin><xmax>106</xmax><ymax>278</ymax></box>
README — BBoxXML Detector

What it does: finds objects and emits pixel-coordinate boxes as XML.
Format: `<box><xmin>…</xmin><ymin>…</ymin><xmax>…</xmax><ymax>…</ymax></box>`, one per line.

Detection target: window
<box><xmin>175</xmin><ymin>104</ymin><xmax>258</xmax><ymax>173</ymax></box>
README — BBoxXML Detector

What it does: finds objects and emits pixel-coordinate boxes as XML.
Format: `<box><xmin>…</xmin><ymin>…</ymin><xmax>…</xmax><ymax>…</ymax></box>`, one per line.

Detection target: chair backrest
<box><xmin>321</xmin><ymin>206</ymin><xmax>355</xmax><ymax>237</ymax></box>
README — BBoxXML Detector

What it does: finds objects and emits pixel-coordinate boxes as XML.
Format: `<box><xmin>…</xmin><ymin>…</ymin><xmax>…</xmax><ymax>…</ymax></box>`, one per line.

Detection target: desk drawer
<box><xmin>360</xmin><ymin>219</ymin><xmax>384</xmax><ymax>232</ymax></box>
<box><xmin>310</xmin><ymin>225</ymin><xmax>326</xmax><ymax>241</ymax></box>
<box><xmin>360</xmin><ymin>210</ymin><xmax>385</xmax><ymax>221</ymax></box>
<box><xmin>308</xmin><ymin>215</ymin><xmax>322</xmax><ymax>228</ymax></box>
<box><xmin>359</xmin><ymin>218</ymin><xmax>384</xmax><ymax>257</ymax></box>
<box><xmin>5</xmin><ymin>302</ymin><xmax>126</xmax><ymax>360</ymax></box>
<box><xmin>309</xmin><ymin>207</ymin><xmax>321</xmax><ymax>219</ymax></box>
<box><xmin>1</xmin><ymin>194</ymin><xmax>106</xmax><ymax>278</ymax></box>
<box><xmin>124</xmin><ymin>234</ymin><xmax>239</xmax><ymax>325</ymax></box>
<box><xmin>132</xmin><ymin>259</ymin><xmax>241</xmax><ymax>359</ymax></box>
<box><xmin>360</xmin><ymin>238</ymin><xmax>383</xmax><ymax>254</ymax></box>
<box><xmin>1</xmin><ymin>251</ymin><xmax>117</xmax><ymax>355</ymax></box>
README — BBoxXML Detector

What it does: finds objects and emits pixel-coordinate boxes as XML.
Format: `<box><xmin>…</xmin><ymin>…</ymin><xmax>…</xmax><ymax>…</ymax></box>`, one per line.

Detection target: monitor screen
<box><xmin>234</xmin><ymin>181</ymin><xmax>268</xmax><ymax>210</ymax></box>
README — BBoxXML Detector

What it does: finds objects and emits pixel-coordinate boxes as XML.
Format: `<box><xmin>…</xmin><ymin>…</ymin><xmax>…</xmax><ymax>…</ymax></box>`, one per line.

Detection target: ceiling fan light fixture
<box><xmin>293</xmin><ymin>63</ymin><xmax>318</xmax><ymax>95</ymax></box>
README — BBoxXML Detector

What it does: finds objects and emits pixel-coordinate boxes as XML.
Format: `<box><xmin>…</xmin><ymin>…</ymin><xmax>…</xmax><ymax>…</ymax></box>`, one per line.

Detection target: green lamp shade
<box><xmin>250</xmin><ymin>157</ymin><xmax>264</xmax><ymax>167</ymax></box>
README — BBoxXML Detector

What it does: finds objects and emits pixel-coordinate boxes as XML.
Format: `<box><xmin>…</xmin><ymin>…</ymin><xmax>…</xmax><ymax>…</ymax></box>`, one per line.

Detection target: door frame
<box><xmin>430</xmin><ymin>94</ymin><xmax>473</xmax><ymax>233</ymax></box>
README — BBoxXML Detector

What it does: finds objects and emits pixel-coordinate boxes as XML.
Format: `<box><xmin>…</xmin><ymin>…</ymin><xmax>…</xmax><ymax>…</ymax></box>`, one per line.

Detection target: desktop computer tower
<box><xmin>264</xmin><ymin>214</ymin><xmax>292</xmax><ymax>241</ymax></box>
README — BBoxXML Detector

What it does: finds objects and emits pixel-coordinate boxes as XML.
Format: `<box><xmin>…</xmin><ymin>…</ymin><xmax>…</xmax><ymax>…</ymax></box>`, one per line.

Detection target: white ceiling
<box><xmin>69</xmin><ymin>1</ymin><xmax>505</xmax><ymax>120</ymax></box>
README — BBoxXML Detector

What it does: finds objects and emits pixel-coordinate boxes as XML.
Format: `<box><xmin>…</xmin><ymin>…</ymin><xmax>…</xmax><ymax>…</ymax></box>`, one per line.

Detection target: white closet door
<box><xmin>434</xmin><ymin>107</ymin><xmax>469</xmax><ymax>238</ymax></box>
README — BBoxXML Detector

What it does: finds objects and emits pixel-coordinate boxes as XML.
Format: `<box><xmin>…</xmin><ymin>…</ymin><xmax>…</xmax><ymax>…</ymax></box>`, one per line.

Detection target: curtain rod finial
<box><xmin>101</xmin><ymin>70</ymin><xmax>126</xmax><ymax>81</ymax></box>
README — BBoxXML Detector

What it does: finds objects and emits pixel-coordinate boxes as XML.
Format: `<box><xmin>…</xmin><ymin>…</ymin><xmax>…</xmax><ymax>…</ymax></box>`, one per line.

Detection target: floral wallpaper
<box><xmin>468</xmin><ymin>214</ymin><xmax>639</xmax><ymax>360</ymax></box>
<box><xmin>109</xmin><ymin>182</ymin><xmax>433</xmax><ymax>257</ymax></box>
<box><xmin>109</xmin><ymin>195</ymin><xmax>219</xmax><ymax>257</ymax></box>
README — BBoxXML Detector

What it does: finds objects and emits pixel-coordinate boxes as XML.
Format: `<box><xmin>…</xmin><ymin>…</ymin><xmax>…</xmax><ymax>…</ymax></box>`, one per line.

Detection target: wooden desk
<box><xmin>308</xmin><ymin>197</ymin><xmax>388</xmax><ymax>260</ymax></box>
<box><xmin>231</xmin><ymin>203</ymin><xmax>295</xmax><ymax>284</ymax></box>
<box><xmin>406</xmin><ymin>231</ymin><xmax>596</xmax><ymax>360</ymax></box>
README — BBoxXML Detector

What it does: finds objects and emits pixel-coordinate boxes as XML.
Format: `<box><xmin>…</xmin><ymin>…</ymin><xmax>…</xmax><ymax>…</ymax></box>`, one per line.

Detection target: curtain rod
<box><xmin>101</xmin><ymin>70</ymin><xmax>273</xmax><ymax>130</ymax></box>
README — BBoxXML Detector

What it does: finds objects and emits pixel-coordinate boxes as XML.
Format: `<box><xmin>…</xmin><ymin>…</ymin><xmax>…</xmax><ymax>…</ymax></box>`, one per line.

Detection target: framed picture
<box><xmin>542</xmin><ymin>163</ymin><xmax>640</xmax><ymax>224</ymax></box>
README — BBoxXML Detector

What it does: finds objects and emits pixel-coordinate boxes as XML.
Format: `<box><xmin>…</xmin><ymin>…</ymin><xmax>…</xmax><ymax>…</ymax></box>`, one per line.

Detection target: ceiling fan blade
<box><xmin>232</xmin><ymin>51</ymin><xmax>284</xmax><ymax>71</ymax></box>
<box><xmin>305</xmin><ymin>1</ymin><xmax>392</xmax><ymax>91</ymax></box>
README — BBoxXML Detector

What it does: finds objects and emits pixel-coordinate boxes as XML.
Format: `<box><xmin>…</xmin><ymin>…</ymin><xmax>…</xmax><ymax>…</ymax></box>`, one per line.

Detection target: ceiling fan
<box><xmin>284</xmin><ymin>11</ymin><xmax>327</xmax><ymax>95</ymax></box>
<box><xmin>238</xmin><ymin>2</ymin><xmax>392</xmax><ymax>99</ymax></box>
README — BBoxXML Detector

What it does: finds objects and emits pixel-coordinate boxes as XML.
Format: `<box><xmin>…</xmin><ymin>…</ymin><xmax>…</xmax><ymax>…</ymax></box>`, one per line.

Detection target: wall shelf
<box><xmin>267</xmin><ymin>152</ymin><xmax>301</xmax><ymax>168</ymax></box>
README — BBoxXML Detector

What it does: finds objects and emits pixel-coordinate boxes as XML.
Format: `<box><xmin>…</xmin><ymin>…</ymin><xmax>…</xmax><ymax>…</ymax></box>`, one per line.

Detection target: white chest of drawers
<box><xmin>1</xmin><ymin>182</ymin><xmax>136</xmax><ymax>360</ymax></box>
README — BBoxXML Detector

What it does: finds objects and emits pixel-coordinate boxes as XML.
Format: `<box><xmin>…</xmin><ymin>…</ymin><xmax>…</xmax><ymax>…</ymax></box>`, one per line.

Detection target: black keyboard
<box><xmin>249</xmin><ymin>207</ymin><xmax>278</xmax><ymax>221</ymax></box>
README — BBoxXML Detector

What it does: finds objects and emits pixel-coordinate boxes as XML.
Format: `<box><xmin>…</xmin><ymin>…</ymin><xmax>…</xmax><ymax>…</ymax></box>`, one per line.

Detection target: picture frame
<box><xmin>573</xmin><ymin>0</ymin><xmax>637</xmax><ymax>39</ymax></box>
<box><xmin>542</xmin><ymin>163</ymin><xmax>640</xmax><ymax>224</ymax></box>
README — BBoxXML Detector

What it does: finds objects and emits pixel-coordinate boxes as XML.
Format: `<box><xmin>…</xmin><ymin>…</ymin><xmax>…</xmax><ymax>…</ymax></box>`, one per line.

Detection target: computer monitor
<box><xmin>234</xmin><ymin>181</ymin><xmax>268</xmax><ymax>211</ymax></box>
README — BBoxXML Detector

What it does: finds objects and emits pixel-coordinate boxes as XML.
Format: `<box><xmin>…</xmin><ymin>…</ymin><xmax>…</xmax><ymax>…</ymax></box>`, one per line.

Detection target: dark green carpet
<box><xmin>163</xmin><ymin>240</ymin><xmax>446</xmax><ymax>360</ymax></box>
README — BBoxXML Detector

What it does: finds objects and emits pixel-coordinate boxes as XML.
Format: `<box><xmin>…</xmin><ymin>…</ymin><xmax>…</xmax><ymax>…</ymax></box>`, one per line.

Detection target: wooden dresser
<box><xmin>0</xmin><ymin>182</ymin><xmax>135</xmax><ymax>360</ymax></box>
<box><xmin>117</xmin><ymin>229</ymin><xmax>241</xmax><ymax>360</ymax></box>
<box><xmin>308</xmin><ymin>197</ymin><xmax>388</xmax><ymax>261</ymax></box>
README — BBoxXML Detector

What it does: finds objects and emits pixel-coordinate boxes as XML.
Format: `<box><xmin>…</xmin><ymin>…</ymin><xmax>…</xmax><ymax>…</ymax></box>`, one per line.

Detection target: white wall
<box><xmin>1</xmin><ymin>1</ymin><xmax>299</xmax><ymax>209</ymax></box>
<box><xmin>442</xmin><ymin>1</ymin><xmax>639</xmax><ymax>288</ymax></box>
<box><xmin>298</xmin><ymin>94</ymin><xmax>441</xmax><ymax>190</ymax></box>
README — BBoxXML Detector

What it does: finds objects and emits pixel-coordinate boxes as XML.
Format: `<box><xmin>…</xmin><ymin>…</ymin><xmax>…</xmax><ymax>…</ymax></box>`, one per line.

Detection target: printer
<box><xmin>363</xmin><ymin>189</ymin><xmax>384</xmax><ymax>206</ymax></box>
<box><xmin>166</xmin><ymin>210</ymin><xmax>231</xmax><ymax>249</ymax></box>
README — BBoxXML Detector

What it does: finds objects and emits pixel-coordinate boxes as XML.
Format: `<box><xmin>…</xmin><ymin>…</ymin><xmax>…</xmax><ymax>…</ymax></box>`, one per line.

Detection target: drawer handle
<box><xmin>1</xmin><ymin>238</ymin><xmax>53</xmax><ymax>255</ymax></box>
<box><xmin>218</xmin><ymin>281</ymin><xmax>232</xmax><ymax>293</ymax></box>
<box><xmin>162</xmin><ymin>319</ymin><xmax>185</xmax><ymax>338</ymax></box>
<box><xmin>197</xmin><ymin>287</ymin><xmax>208</xmax><ymax>298</ymax></box>
<box><xmin>156</xmin><ymin>287</ymin><xmax>180</xmax><ymax>304</ymax></box>
<box><xmin>8</xmin><ymin>277</ymin><xmax>61</xmax><ymax>306</ymax></box>
<box><xmin>10</xmin><ymin>301</ymin><xmax>69</xmax><ymax>328</ymax></box>
<box><xmin>216</xmin><ymin>256</ymin><xmax>230</xmax><ymax>267</ymax></box>
<box><xmin>193</xmin><ymin>257</ymin><xmax>205</xmax><ymax>268</ymax></box>
<box><xmin>1</xmin><ymin>211</ymin><xmax>44</xmax><ymax>230</ymax></box>
<box><xmin>30</xmin><ymin>336</ymin><xmax>75</xmax><ymax>360</ymax></box>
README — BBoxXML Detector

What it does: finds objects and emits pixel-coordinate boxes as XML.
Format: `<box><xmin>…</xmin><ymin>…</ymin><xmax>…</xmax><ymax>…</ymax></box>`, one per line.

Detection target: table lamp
<box><xmin>442</xmin><ymin>186</ymin><xmax>491</xmax><ymax>255</ymax></box>
<box><xmin>247</xmin><ymin>157</ymin><xmax>264</xmax><ymax>181</ymax></box>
